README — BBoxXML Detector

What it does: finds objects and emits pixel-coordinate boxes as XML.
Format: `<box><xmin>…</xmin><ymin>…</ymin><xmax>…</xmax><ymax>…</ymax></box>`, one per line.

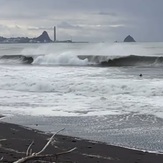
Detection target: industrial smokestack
<box><xmin>54</xmin><ymin>26</ymin><xmax>56</xmax><ymax>42</ymax></box>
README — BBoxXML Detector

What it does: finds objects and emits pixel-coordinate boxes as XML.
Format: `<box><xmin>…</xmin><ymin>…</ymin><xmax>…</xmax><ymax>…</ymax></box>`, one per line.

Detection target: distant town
<box><xmin>0</xmin><ymin>30</ymin><xmax>52</xmax><ymax>44</ymax></box>
<box><xmin>0</xmin><ymin>26</ymin><xmax>88</xmax><ymax>44</ymax></box>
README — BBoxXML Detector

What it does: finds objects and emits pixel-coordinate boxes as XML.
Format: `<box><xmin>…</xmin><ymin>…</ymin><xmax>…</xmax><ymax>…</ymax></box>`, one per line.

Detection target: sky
<box><xmin>0</xmin><ymin>0</ymin><xmax>162</xmax><ymax>42</ymax></box>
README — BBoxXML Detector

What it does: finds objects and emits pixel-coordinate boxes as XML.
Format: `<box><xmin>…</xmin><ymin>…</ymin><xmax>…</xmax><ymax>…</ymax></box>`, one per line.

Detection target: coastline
<box><xmin>0</xmin><ymin>118</ymin><xmax>163</xmax><ymax>162</ymax></box>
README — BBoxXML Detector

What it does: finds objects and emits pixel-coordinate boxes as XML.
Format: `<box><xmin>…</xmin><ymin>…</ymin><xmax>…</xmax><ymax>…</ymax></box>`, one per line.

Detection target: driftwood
<box><xmin>0</xmin><ymin>157</ymin><xmax>3</xmax><ymax>161</ymax></box>
<box><xmin>14</xmin><ymin>147</ymin><xmax>76</xmax><ymax>163</ymax></box>
<box><xmin>13</xmin><ymin>128</ymin><xmax>76</xmax><ymax>163</ymax></box>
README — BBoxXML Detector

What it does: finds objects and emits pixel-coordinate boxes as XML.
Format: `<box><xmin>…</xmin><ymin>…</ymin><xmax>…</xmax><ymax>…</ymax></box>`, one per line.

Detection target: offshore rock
<box><xmin>124</xmin><ymin>35</ymin><xmax>136</xmax><ymax>42</ymax></box>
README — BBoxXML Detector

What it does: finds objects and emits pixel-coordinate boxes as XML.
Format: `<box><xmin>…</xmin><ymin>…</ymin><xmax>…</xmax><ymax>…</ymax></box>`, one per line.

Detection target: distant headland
<box><xmin>0</xmin><ymin>31</ymin><xmax>51</xmax><ymax>44</ymax></box>
<box><xmin>0</xmin><ymin>31</ymin><xmax>77</xmax><ymax>44</ymax></box>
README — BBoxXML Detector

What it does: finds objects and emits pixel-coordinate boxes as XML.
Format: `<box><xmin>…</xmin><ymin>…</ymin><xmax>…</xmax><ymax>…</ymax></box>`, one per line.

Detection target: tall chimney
<box><xmin>54</xmin><ymin>26</ymin><xmax>56</xmax><ymax>42</ymax></box>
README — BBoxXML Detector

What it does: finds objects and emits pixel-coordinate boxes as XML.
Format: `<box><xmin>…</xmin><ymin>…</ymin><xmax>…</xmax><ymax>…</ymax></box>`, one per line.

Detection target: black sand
<box><xmin>0</xmin><ymin>119</ymin><xmax>163</xmax><ymax>162</ymax></box>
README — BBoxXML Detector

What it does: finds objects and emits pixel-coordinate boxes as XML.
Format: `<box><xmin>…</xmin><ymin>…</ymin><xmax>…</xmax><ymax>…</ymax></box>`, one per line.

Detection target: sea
<box><xmin>1</xmin><ymin>42</ymin><xmax>163</xmax><ymax>153</ymax></box>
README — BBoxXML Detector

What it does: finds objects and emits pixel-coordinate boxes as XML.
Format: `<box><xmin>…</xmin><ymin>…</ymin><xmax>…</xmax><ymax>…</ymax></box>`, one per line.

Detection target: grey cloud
<box><xmin>98</xmin><ymin>12</ymin><xmax>118</xmax><ymax>17</ymax></box>
<box><xmin>0</xmin><ymin>0</ymin><xmax>163</xmax><ymax>41</ymax></box>
<box><xmin>58</xmin><ymin>22</ymin><xmax>82</xmax><ymax>29</ymax></box>
<box><xmin>28</xmin><ymin>27</ymin><xmax>53</xmax><ymax>31</ymax></box>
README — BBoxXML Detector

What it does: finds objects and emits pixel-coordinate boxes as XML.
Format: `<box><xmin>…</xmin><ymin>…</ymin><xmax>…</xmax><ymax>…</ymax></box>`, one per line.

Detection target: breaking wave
<box><xmin>1</xmin><ymin>54</ymin><xmax>163</xmax><ymax>67</ymax></box>
<box><xmin>99</xmin><ymin>55</ymin><xmax>163</xmax><ymax>67</ymax></box>
<box><xmin>0</xmin><ymin>55</ymin><xmax>33</xmax><ymax>64</ymax></box>
<box><xmin>33</xmin><ymin>53</ymin><xmax>90</xmax><ymax>66</ymax></box>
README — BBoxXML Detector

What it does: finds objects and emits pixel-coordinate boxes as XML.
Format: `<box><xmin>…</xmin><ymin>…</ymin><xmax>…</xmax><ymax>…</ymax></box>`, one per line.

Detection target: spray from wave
<box><xmin>1</xmin><ymin>54</ymin><xmax>163</xmax><ymax>67</ymax></box>
<box><xmin>0</xmin><ymin>42</ymin><xmax>163</xmax><ymax>67</ymax></box>
<box><xmin>33</xmin><ymin>52</ymin><xmax>90</xmax><ymax>66</ymax></box>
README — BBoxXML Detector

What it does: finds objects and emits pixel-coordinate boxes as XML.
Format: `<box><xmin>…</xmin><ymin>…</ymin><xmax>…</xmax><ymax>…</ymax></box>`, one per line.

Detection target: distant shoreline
<box><xmin>0</xmin><ymin>41</ymin><xmax>89</xmax><ymax>44</ymax></box>
<box><xmin>0</xmin><ymin>30</ymin><xmax>88</xmax><ymax>44</ymax></box>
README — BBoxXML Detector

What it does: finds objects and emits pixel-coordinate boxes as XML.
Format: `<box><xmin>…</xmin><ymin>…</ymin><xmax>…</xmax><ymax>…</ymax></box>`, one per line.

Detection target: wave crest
<box><xmin>99</xmin><ymin>55</ymin><xmax>163</xmax><ymax>67</ymax></box>
<box><xmin>33</xmin><ymin>53</ymin><xmax>89</xmax><ymax>66</ymax></box>
<box><xmin>0</xmin><ymin>55</ymin><xmax>33</xmax><ymax>64</ymax></box>
<box><xmin>1</xmin><ymin>54</ymin><xmax>163</xmax><ymax>67</ymax></box>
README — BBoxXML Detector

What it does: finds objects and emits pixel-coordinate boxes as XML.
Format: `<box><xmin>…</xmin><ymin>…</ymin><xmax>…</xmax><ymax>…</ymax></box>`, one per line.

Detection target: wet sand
<box><xmin>0</xmin><ymin>120</ymin><xmax>163</xmax><ymax>163</ymax></box>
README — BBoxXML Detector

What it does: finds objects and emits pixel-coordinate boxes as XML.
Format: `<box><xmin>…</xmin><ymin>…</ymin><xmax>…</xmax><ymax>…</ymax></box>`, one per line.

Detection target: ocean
<box><xmin>1</xmin><ymin>42</ymin><xmax>163</xmax><ymax>153</ymax></box>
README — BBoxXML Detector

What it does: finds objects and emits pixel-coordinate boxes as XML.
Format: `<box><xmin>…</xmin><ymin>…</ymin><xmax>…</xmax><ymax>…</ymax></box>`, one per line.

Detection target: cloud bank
<box><xmin>0</xmin><ymin>0</ymin><xmax>162</xmax><ymax>42</ymax></box>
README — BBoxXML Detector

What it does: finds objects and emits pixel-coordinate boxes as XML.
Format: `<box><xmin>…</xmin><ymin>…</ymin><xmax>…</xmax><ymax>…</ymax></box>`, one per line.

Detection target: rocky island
<box><xmin>124</xmin><ymin>35</ymin><xmax>136</xmax><ymax>42</ymax></box>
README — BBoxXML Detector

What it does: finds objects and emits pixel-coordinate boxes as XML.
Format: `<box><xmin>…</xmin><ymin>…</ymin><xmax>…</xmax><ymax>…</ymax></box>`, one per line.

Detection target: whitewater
<box><xmin>1</xmin><ymin>42</ymin><xmax>163</xmax><ymax>152</ymax></box>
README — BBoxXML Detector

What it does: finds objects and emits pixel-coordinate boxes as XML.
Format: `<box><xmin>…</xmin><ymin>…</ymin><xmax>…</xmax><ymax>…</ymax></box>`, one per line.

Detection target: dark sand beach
<box><xmin>0</xmin><ymin>115</ymin><xmax>163</xmax><ymax>163</ymax></box>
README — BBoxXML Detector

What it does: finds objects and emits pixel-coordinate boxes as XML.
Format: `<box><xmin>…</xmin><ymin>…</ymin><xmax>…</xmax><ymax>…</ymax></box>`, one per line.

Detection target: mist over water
<box><xmin>24</xmin><ymin>42</ymin><xmax>163</xmax><ymax>65</ymax></box>
<box><xmin>1</xmin><ymin>42</ymin><xmax>163</xmax><ymax>152</ymax></box>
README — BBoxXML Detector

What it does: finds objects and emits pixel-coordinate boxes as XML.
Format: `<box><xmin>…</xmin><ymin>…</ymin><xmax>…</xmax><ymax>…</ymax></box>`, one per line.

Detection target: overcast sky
<box><xmin>0</xmin><ymin>0</ymin><xmax>162</xmax><ymax>42</ymax></box>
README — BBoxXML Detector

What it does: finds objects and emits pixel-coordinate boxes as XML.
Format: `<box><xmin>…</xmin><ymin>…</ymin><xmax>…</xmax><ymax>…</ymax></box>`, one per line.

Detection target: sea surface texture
<box><xmin>1</xmin><ymin>42</ymin><xmax>163</xmax><ymax>152</ymax></box>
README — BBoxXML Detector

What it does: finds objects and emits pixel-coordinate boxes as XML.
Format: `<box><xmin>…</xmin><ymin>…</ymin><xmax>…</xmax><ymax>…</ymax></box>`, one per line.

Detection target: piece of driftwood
<box><xmin>0</xmin><ymin>156</ymin><xmax>3</xmax><ymax>161</ymax></box>
<box><xmin>26</xmin><ymin>141</ymin><xmax>34</xmax><ymax>156</ymax></box>
<box><xmin>13</xmin><ymin>128</ymin><xmax>76</xmax><ymax>163</ymax></box>
<box><xmin>14</xmin><ymin>147</ymin><xmax>76</xmax><ymax>163</ymax></box>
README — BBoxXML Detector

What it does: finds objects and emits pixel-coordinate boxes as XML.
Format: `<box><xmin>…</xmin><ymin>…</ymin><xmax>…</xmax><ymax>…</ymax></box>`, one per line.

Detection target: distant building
<box><xmin>54</xmin><ymin>26</ymin><xmax>56</xmax><ymax>42</ymax></box>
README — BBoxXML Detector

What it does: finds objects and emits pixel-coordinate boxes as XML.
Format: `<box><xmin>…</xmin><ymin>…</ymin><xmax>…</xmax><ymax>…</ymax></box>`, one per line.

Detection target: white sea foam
<box><xmin>0</xmin><ymin>62</ymin><xmax>163</xmax><ymax>118</ymax></box>
<box><xmin>1</xmin><ymin>42</ymin><xmax>163</xmax><ymax>152</ymax></box>
<box><xmin>33</xmin><ymin>52</ymin><xmax>89</xmax><ymax>66</ymax></box>
<box><xmin>18</xmin><ymin>42</ymin><xmax>163</xmax><ymax>66</ymax></box>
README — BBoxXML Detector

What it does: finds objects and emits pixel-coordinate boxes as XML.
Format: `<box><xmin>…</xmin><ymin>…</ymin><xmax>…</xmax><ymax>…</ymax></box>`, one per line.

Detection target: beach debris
<box><xmin>82</xmin><ymin>153</ymin><xmax>113</xmax><ymax>160</ymax></box>
<box><xmin>0</xmin><ymin>146</ymin><xmax>25</xmax><ymax>154</ymax></box>
<box><xmin>13</xmin><ymin>128</ymin><xmax>77</xmax><ymax>163</ymax></box>
<box><xmin>26</xmin><ymin>141</ymin><xmax>34</xmax><ymax>156</ymax></box>
<box><xmin>0</xmin><ymin>139</ymin><xmax>7</xmax><ymax>142</ymax></box>
<box><xmin>0</xmin><ymin>156</ymin><xmax>3</xmax><ymax>161</ymax></box>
